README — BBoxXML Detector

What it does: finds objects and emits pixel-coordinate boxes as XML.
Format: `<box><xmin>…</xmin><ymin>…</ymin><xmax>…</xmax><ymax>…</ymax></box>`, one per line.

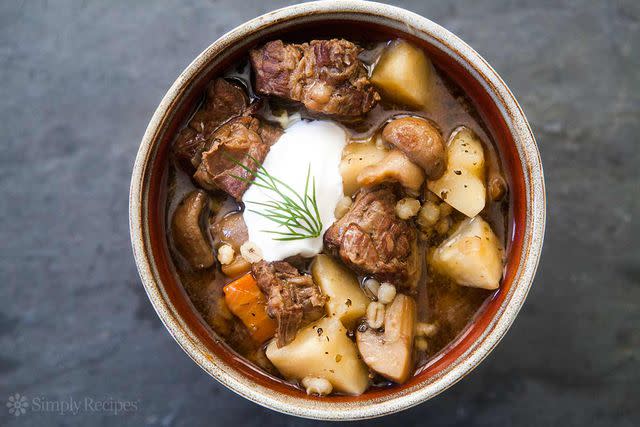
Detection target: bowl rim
<box><xmin>130</xmin><ymin>0</ymin><xmax>545</xmax><ymax>420</ymax></box>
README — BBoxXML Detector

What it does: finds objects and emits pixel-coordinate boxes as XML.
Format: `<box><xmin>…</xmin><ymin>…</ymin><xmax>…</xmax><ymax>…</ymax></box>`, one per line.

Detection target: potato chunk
<box><xmin>430</xmin><ymin>216</ymin><xmax>504</xmax><ymax>290</ymax></box>
<box><xmin>371</xmin><ymin>40</ymin><xmax>433</xmax><ymax>109</ymax></box>
<box><xmin>266</xmin><ymin>317</ymin><xmax>369</xmax><ymax>395</ymax></box>
<box><xmin>340</xmin><ymin>142</ymin><xmax>388</xmax><ymax>195</ymax></box>
<box><xmin>311</xmin><ymin>254</ymin><xmax>369</xmax><ymax>329</ymax></box>
<box><xmin>427</xmin><ymin>127</ymin><xmax>486</xmax><ymax>217</ymax></box>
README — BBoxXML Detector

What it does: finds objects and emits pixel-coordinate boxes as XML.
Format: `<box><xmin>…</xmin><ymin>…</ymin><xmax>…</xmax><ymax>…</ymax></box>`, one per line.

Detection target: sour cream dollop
<box><xmin>242</xmin><ymin>120</ymin><xmax>346</xmax><ymax>261</ymax></box>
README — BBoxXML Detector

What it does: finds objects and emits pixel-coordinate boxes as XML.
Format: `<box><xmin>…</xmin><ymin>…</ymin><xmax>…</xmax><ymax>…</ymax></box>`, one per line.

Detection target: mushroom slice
<box><xmin>382</xmin><ymin>117</ymin><xmax>446</xmax><ymax>179</ymax></box>
<box><xmin>356</xmin><ymin>294</ymin><xmax>416</xmax><ymax>383</ymax></box>
<box><xmin>171</xmin><ymin>190</ymin><xmax>214</xmax><ymax>269</ymax></box>
<box><xmin>211</xmin><ymin>212</ymin><xmax>248</xmax><ymax>251</ymax></box>
<box><xmin>357</xmin><ymin>149</ymin><xmax>425</xmax><ymax>193</ymax></box>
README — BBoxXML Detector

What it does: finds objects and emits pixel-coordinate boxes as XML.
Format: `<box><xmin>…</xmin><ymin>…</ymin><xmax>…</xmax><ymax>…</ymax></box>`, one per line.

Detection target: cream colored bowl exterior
<box><xmin>130</xmin><ymin>0</ymin><xmax>545</xmax><ymax>420</ymax></box>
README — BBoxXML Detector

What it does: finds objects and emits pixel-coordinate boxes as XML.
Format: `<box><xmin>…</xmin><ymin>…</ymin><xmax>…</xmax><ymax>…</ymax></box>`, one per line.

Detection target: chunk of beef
<box><xmin>193</xmin><ymin>116</ymin><xmax>282</xmax><ymax>200</ymax></box>
<box><xmin>256</xmin><ymin>118</ymin><xmax>284</xmax><ymax>146</ymax></box>
<box><xmin>174</xmin><ymin>127</ymin><xmax>209</xmax><ymax>173</ymax></box>
<box><xmin>173</xmin><ymin>79</ymin><xmax>249</xmax><ymax>173</ymax></box>
<box><xmin>252</xmin><ymin>261</ymin><xmax>327</xmax><ymax>347</ymax></box>
<box><xmin>190</xmin><ymin>79</ymin><xmax>249</xmax><ymax>134</ymax></box>
<box><xmin>250</xmin><ymin>39</ymin><xmax>379</xmax><ymax>117</ymax></box>
<box><xmin>324</xmin><ymin>186</ymin><xmax>420</xmax><ymax>288</ymax></box>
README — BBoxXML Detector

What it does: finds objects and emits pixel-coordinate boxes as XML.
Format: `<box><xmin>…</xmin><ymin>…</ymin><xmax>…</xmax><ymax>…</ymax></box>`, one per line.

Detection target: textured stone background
<box><xmin>1</xmin><ymin>0</ymin><xmax>638</xmax><ymax>426</ymax></box>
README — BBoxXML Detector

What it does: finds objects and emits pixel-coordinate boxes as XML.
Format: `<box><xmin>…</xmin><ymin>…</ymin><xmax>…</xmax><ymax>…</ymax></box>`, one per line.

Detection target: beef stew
<box><xmin>165</xmin><ymin>37</ymin><xmax>509</xmax><ymax>396</ymax></box>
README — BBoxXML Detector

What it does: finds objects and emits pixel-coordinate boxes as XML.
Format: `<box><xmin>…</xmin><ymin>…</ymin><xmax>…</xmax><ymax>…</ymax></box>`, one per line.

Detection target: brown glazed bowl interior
<box><xmin>130</xmin><ymin>1</ymin><xmax>545</xmax><ymax>420</ymax></box>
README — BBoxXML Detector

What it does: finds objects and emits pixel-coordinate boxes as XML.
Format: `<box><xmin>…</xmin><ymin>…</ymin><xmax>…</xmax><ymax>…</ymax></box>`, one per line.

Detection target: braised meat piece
<box><xmin>174</xmin><ymin>79</ymin><xmax>249</xmax><ymax>173</ymax></box>
<box><xmin>174</xmin><ymin>128</ymin><xmax>209</xmax><ymax>173</ymax></box>
<box><xmin>174</xmin><ymin>78</ymin><xmax>283</xmax><ymax>199</ymax></box>
<box><xmin>252</xmin><ymin>261</ymin><xmax>327</xmax><ymax>347</ymax></box>
<box><xmin>190</xmin><ymin>78</ymin><xmax>249</xmax><ymax>134</ymax></box>
<box><xmin>250</xmin><ymin>39</ymin><xmax>380</xmax><ymax>117</ymax></box>
<box><xmin>324</xmin><ymin>186</ymin><xmax>420</xmax><ymax>288</ymax></box>
<box><xmin>193</xmin><ymin>116</ymin><xmax>282</xmax><ymax>200</ymax></box>
<box><xmin>256</xmin><ymin>118</ymin><xmax>285</xmax><ymax>146</ymax></box>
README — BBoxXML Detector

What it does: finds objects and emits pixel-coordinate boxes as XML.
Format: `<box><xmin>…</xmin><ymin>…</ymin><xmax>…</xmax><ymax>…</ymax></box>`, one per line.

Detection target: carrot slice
<box><xmin>223</xmin><ymin>273</ymin><xmax>276</xmax><ymax>344</ymax></box>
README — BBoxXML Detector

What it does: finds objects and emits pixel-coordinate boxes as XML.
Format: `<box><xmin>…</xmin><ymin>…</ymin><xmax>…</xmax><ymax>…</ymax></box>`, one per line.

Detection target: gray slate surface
<box><xmin>1</xmin><ymin>0</ymin><xmax>638</xmax><ymax>426</ymax></box>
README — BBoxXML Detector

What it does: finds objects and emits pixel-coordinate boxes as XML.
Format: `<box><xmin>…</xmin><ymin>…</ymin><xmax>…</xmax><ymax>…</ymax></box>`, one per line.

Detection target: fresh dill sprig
<box><xmin>227</xmin><ymin>155</ymin><xmax>323</xmax><ymax>241</ymax></box>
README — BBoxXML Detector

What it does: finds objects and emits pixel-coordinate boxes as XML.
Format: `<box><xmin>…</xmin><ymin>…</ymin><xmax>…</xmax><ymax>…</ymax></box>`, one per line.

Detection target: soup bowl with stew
<box><xmin>129</xmin><ymin>0</ymin><xmax>545</xmax><ymax>420</ymax></box>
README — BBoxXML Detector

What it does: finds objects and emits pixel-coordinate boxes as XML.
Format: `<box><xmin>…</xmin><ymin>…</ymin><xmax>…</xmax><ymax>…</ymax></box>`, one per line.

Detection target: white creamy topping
<box><xmin>242</xmin><ymin>120</ymin><xmax>346</xmax><ymax>261</ymax></box>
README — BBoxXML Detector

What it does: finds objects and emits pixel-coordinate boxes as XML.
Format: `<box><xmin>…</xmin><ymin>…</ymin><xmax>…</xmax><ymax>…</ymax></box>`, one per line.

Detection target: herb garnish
<box><xmin>228</xmin><ymin>155</ymin><xmax>323</xmax><ymax>241</ymax></box>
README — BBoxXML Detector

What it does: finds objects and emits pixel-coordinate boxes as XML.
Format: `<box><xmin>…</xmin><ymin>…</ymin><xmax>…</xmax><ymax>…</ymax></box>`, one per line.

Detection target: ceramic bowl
<box><xmin>130</xmin><ymin>0</ymin><xmax>545</xmax><ymax>420</ymax></box>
